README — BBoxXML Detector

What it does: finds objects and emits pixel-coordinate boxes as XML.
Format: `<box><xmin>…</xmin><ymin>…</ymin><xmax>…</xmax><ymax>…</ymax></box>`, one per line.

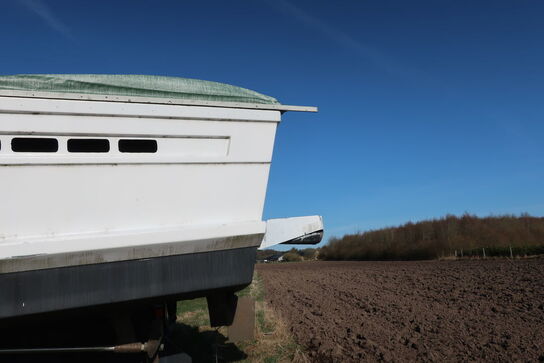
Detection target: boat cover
<box><xmin>0</xmin><ymin>74</ymin><xmax>279</xmax><ymax>104</ymax></box>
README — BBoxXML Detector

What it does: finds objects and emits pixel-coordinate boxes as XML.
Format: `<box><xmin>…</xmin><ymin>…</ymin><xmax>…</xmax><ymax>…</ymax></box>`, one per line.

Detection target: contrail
<box><xmin>18</xmin><ymin>0</ymin><xmax>74</xmax><ymax>40</ymax></box>
<box><xmin>263</xmin><ymin>0</ymin><xmax>424</xmax><ymax>80</ymax></box>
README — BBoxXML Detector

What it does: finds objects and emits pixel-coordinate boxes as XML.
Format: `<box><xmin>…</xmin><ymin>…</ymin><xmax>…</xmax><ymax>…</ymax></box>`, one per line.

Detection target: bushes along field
<box><xmin>319</xmin><ymin>214</ymin><xmax>544</xmax><ymax>260</ymax></box>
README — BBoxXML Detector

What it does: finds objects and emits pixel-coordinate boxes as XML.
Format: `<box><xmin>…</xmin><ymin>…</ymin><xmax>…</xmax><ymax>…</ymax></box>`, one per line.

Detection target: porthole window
<box><xmin>118</xmin><ymin>139</ymin><xmax>157</xmax><ymax>153</ymax></box>
<box><xmin>12</xmin><ymin>138</ymin><xmax>58</xmax><ymax>153</ymax></box>
<box><xmin>68</xmin><ymin>139</ymin><xmax>110</xmax><ymax>153</ymax></box>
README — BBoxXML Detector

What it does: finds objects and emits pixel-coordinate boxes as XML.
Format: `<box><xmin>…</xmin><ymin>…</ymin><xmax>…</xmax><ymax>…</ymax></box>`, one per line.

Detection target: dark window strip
<box><xmin>12</xmin><ymin>138</ymin><xmax>58</xmax><ymax>153</ymax></box>
<box><xmin>118</xmin><ymin>139</ymin><xmax>157</xmax><ymax>153</ymax></box>
<box><xmin>68</xmin><ymin>139</ymin><xmax>110</xmax><ymax>153</ymax></box>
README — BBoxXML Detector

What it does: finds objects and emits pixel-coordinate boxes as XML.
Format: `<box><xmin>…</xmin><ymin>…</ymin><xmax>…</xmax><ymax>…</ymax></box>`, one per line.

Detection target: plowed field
<box><xmin>256</xmin><ymin>259</ymin><xmax>544</xmax><ymax>362</ymax></box>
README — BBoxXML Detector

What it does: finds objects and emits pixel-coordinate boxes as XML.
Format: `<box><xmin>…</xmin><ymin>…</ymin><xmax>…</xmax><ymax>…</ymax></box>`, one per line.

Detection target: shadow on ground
<box><xmin>165</xmin><ymin>322</ymin><xmax>247</xmax><ymax>362</ymax></box>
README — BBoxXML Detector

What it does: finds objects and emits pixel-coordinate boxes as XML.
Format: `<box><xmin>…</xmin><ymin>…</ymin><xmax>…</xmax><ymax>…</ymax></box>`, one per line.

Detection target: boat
<box><xmin>0</xmin><ymin>74</ymin><xmax>323</xmax><ymax>334</ymax></box>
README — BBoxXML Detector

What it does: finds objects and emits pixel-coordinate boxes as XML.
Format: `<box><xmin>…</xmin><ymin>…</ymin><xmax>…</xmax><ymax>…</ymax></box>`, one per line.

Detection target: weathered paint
<box><xmin>0</xmin><ymin>232</ymin><xmax>263</xmax><ymax>274</ymax></box>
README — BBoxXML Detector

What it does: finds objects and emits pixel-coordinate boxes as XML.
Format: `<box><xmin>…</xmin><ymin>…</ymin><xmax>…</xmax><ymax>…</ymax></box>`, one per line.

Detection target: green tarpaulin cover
<box><xmin>0</xmin><ymin>74</ymin><xmax>279</xmax><ymax>105</ymax></box>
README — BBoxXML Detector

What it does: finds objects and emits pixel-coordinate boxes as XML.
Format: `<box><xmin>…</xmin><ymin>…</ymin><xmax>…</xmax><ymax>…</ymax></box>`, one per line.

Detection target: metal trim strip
<box><xmin>0</xmin><ymin>90</ymin><xmax>318</xmax><ymax>112</ymax></box>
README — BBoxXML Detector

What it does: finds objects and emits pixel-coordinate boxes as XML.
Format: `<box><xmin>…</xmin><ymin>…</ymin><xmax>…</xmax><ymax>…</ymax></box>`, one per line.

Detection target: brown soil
<box><xmin>256</xmin><ymin>259</ymin><xmax>544</xmax><ymax>362</ymax></box>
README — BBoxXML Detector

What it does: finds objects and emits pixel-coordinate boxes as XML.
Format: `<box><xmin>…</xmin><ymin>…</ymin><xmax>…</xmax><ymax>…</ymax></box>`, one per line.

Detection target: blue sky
<box><xmin>2</xmin><ymin>0</ymin><xmax>543</xmax><ymax>249</ymax></box>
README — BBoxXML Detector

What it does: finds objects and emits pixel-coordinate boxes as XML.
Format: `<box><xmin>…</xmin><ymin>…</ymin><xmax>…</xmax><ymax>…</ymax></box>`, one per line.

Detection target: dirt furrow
<box><xmin>257</xmin><ymin>259</ymin><xmax>544</xmax><ymax>362</ymax></box>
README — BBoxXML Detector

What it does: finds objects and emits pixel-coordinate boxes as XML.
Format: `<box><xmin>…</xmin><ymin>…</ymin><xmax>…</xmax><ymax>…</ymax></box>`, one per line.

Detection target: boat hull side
<box><xmin>0</xmin><ymin>245</ymin><xmax>257</xmax><ymax>320</ymax></box>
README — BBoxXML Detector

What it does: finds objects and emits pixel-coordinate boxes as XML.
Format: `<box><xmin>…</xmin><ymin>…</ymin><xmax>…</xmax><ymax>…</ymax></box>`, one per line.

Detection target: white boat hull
<box><xmin>0</xmin><ymin>91</ymin><xmax>322</xmax><ymax>321</ymax></box>
<box><xmin>0</xmin><ymin>96</ymin><xmax>278</xmax><ymax>270</ymax></box>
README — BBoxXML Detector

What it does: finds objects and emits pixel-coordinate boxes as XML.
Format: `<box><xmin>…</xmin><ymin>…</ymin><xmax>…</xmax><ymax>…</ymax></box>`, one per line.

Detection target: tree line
<box><xmin>318</xmin><ymin>214</ymin><xmax>544</xmax><ymax>261</ymax></box>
